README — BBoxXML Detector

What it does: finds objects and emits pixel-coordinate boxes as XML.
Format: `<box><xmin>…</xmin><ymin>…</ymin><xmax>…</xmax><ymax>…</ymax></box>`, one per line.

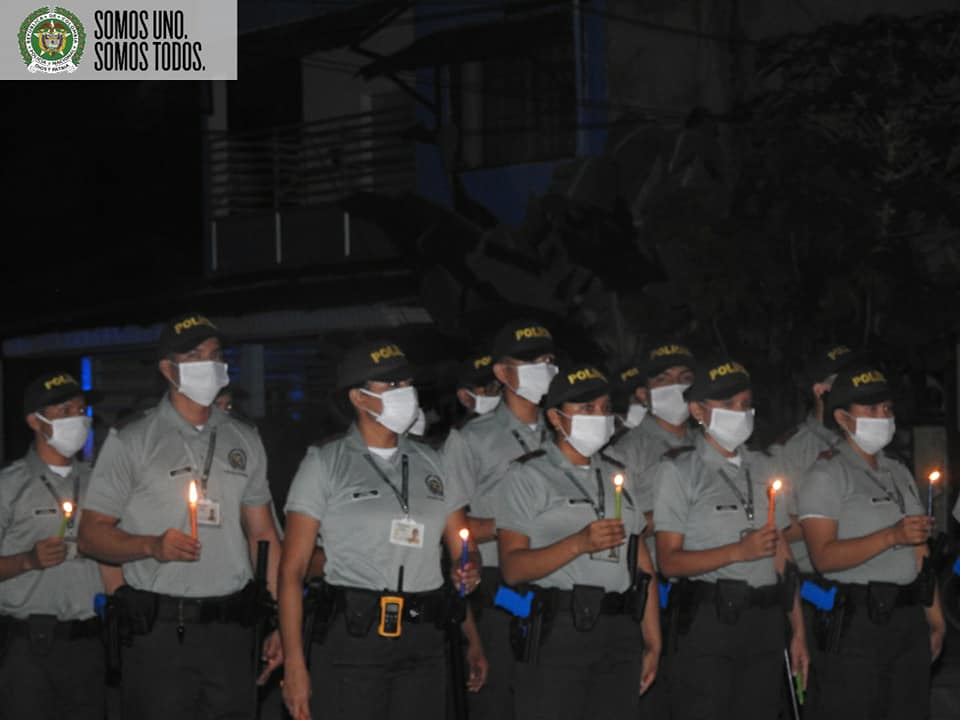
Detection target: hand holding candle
<box><xmin>459</xmin><ymin>528</ymin><xmax>470</xmax><ymax>597</ymax></box>
<box><xmin>57</xmin><ymin>500</ymin><xmax>73</xmax><ymax>539</ymax></box>
<box><xmin>613</xmin><ymin>473</ymin><xmax>624</xmax><ymax>520</ymax></box>
<box><xmin>188</xmin><ymin>480</ymin><xmax>199</xmax><ymax>539</ymax></box>
<box><xmin>928</xmin><ymin>470</ymin><xmax>940</xmax><ymax>517</ymax></box>
<box><xmin>767</xmin><ymin>479</ymin><xmax>782</xmax><ymax>527</ymax></box>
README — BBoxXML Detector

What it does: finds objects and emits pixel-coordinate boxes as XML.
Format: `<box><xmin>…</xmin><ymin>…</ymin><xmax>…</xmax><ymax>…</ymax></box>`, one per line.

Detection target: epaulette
<box><xmin>663</xmin><ymin>446</ymin><xmax>694</xmax><ymax>460</ymax></box>
<box><xmin>227</xmin><ymin>408</ymin><xmax>258</xmax><ymax>430</ymax></box>
<box><xmin>113</xmin><ymin>408</ymin><xmax>149</xmax><ymax>431</ymax></box>
<box><xmin>514</xmin><ymin>449</ymin><xmax>546</xmax><ymax>464</ymax></box>
<box><xmin>817</xmin><ymin>449</ymin><xmax>836</xmax><ymax>461</ymax></box>
<box><xmin>599</xmin><ymin>452</ymin><xmax>625</xmax><ymax>469</ymax></box>
<box><xmin>774</xmin><ymin>425</ymin><xmax>801</xmax><ymax>446</ymax></box>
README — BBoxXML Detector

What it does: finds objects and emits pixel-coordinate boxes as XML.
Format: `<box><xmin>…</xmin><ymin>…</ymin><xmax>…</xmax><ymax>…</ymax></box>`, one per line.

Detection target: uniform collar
<box><xmin>803</xmin><ymin>415</ymin><xmax>839</xmax><ymax>448</ymax></box>
<box><xmin>543</xmin><ymin>440</ymin><xmax>598</xmax><ymax>474</ymax></box>
<box><xmin>25</xmin><ymin>444</ymin><xmax>78</xmax><ymax>480</ymax></box>
<box><xmin>345</xmin><ymin>423</ymin><xmax>413</xmax><ymax>459</ymax></box>
<box><xmin>694</xmin><ymin>431</ymin><xmax>744</xmax><ymax>472</ymax></box>
<box><xmin>495</xmin><ymin>400</ymin><xmax>544</xmax><ymax>436</ymax></box>
<box><xmin>639</xmin><ymin>413</ymin><xmax>692</xmax><ymax>444</ymax></box>
<box><xmin>834</xmin><ymin>435</ymin><xmax>891</xmax><ymax>474</ymax></box>
<box><xmin>158</xmin><ymin>393</ymin><xmax>224</xmax><ymax>435</ymax></box>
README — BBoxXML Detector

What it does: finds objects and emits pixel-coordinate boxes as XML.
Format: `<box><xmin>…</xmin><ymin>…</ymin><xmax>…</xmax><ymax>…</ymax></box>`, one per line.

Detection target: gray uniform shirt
<box><xmin>613</xmin><ymin>414</ymin><xmax>694</xmax><ymax>515</ymax></box>
<box><xmin>797</xmin><ymin>440</ymin><xmax>922</xmax><ymax>586</ymax></box>
<box><xmin>442</xmin><ymin>402</ymin><xmax>547</xmax><ymax>567</ymax></box>
<box><xmin>493</xmin><ymin>442</ymin><xmax>645</xmax><ymax>592</ymax></box>
<box><xmin>775</xmin><ymin>416</ymin><xmax>841</xmax><ymax>573</ymax></box>
<box><xmin>285</xmin><ymin>425</ymin><xmax>468</xmax><ymax>593</ymax></box>
<box><xmin>0</xmin><ymin>448</ymin><xmax>103</xmax><ymax>620</ymax></box>
<box><xmin>653</xmin><ymin>433</ymin><xmax>789</xmax><ymax>588</ymax></box>
<box><xmin>85</xmin><ymin>396</ymin><xmax>273</xmax><ymax>597</ymax></box>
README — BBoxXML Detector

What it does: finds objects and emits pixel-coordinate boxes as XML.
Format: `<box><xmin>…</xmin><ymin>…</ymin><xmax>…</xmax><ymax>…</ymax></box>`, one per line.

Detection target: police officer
<box><xmin>442</xmin><ymin>319</ymin><xmax>558</xmax><ymax>720</ymax></box>
<box><xmin>612</xmin><ymin>341</ymin><xmax>696</xmax><ymax>549</ymax></box>
<box><xmin>653</xmin><ymin>355</ymin><xmax>809</xmax><ymax>720</ymax></box>
<box><xmin>0</xmin><ymin>372</ymin><xmax>105</xmax><ymax>720</ymax></box>
<box><xmin>454</xmin><ymin>353</ymin><xmax>502</xmax><ymax>421</ymax></box>
<box><xmin>78</xmin><ymin>312</ymin><xmax>284</xmax><ymax>719</ymax></box>
<box><xmin>494</xmin><ymin>363</ymin><xmax>660</xmax><ymax>719</ymax></box>
<box><xmin>798</xmin><ymin>363</ymin><xmax>944</xmax><ymax>719</ymax></box>
<box><xmin>278</xmin><ymin>340</ymin><xmax>480</xmax><ymax>720</ymax></box>
<box><xmin>776</xmin><ymin>343</ymin><xmax>855</xmax><ymax>572</ymax></box>
<box><xmin>609</xmin><ymin>362</ymin><xmax>646</xmax><ymax>443</ymax></box>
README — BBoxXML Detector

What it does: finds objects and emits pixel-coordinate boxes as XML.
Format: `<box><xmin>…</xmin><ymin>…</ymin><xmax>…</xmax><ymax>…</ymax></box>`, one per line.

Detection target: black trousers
<box><xmin>310</xmin><ymin>615</ymin><xmax>446</xmax><ymax>720</ymax></box>
<box><xmin>514</xmin><ymin>612</ymin><xmax>643</xmax><ymax>720</ymax></box>
<box><xmin>0</xmin><ymin>630</ymin><xmax>104</xmax><ymax>720</ymax></box>
<box><xmin>667</xmin><ymin>603</ymin><xmax>784</xmax><ymax>720</ymax></box>
<box><xmin>469</xmin><ymin>605</ymin><xmax>516</xmax><ymax>720</ymax></box>
<box><xmin>812</xmin><ymin>604</ymin><xmax>930</xmax><ymax>720</ymax></box>
<box><xmin>122</xmin><ymin>619</ymin><xmax>255</xmax><ymax>719</ymax></box>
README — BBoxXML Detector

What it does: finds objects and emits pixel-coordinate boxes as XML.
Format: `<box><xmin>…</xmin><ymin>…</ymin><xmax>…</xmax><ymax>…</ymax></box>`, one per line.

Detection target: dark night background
<box><xmin>2</xmin><ymin>1</ymin><xmax>960</xmax><ymax>712</ymax></box>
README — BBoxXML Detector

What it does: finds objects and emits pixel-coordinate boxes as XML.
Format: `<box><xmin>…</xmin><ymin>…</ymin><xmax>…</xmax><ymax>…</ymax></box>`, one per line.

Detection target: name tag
<box><xmin>169</xmin><ymin>466</ymin><xmax>193</xmax><ymax>478</ymax></box>
<box><xmin>714</xmin><ymin>504</ymin><xmax>739</xmax><ymax>513</ymax></box>
<box><xmin>33</xmin><ymin>507</ymin><xmax>58</xmax><ymax>517</ymax></box>
<box><xmin>390</xmin><ymin>517</ymin><xmax>424</xmax><ymax>548</ymax></box>
<box><xmin>351</xmin><ymin>490</ymin><xmax>380</xmax><ymax>500</ymax></box>
<box><xmin>197</xmin><ymin>498</ymin><xmax>222</xmax><ymax>527</ymax></box>
<box><xmin>870</xmin><ymin>496</ymin><xmax>893</xmax><ymax>505</ymax></box>
<box><xmin>567</xmin><ymin>498</ymin><xmax>594</xmax><ymax>507</ymax></box>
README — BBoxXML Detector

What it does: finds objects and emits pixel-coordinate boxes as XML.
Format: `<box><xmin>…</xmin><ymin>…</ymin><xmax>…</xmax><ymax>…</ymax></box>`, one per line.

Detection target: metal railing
<box><xmin>207</xmin><ymin>105</ymin><xmax>416</xmax><ymax>217</ymax></box>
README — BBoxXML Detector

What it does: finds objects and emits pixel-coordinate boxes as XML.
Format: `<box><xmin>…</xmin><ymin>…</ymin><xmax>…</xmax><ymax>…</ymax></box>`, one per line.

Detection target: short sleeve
<box><xmin>796</xmin><ymin>465</ymin><xmax>842</xmax><ymax>521</ymax></box>
<box><xmin>0</xmin><ymin>470</ymin><xmax>17</xmax><ymax>539</ymax></box>
<box><xmin>492</xmin><ymin>466</ymin><xmax>542</xmax><ymax>536</ymax></box>
<box><xmin>442</xmin><ymin>429</ymin><xmax>479</xmax><ymax>505</ymax></box>
<box><xmin>240</xmin><ymin>432</ymin><xmax>273</xmax><ymax>506</ymax></box>
<box><xmin>652</xmin><ymin>460</ymin><xmax>690</xmax><ymax>535</ymax></box>
<box><xmin>85</xmin><ymin>429</ymin><xmax>136</xmax><ymax>518</ymax></box>
<box><xmin>283</xmin><ymin>447</ymin><xmax>329</xmax><ymax>522</ymax></box>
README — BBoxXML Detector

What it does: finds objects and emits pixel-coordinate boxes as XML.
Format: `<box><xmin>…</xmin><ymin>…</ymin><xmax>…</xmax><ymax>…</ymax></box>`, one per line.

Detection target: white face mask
<box><xmin>561</xmin><ymin>413</ymin><xmax>615</xmax><ymax>458</ymax></box>
<box><xmin>849</xmin><ymin>416</ymin><xmax>895</xmax><ymax>455</ymax></box>
<box><xmin>623</xmin><ymin>403</ymin><xmax>648</xmax><ymax>428</ymax></box>
<box><xmin>409</xmin><ymin>407</ymin><xmax>427</xmax><ymax>436</ymax></box>
<box><xmin>467</xmin><ymin>391</ymin><xmax>501</xmax><ymax>415</ymax></box>
<box><xmin>361</xmin><ymin>385</ymin><xmax>419</xmax><ymax>434</ymax></box>
<box><xmin>650</xmin><ymin>383</ymin><xmax>692</xmax><ymax>426</ymax></box>
<box><xmin>706</xmin><ymin>407</ymin><xmax>755</xmax><ymax>452</ymax></box>
<box><xmin>176</xmin><ymin>361</ymin><xmax>229</xmax><ymax>407</ymax></box>
<box><xmin>36</xmin><ymin>414</ymin><xmax>91</xmax><ymax>457</ymax></box>
<box><xmin>513</xmin><ymin>362</ymin><xmax>559</xmax><ymax>404</ymax></box>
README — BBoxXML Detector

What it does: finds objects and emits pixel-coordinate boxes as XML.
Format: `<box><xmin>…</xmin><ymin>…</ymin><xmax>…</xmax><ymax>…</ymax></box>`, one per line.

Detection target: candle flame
<box><xmin>929</xmin><ymin>470</ymin><xmax>941</xmax><ymax>483</ymax></box>
<box><xmin>771</xmin><ymin>479</ymin><xmax>783</xmax><ymax>493</ymax></box>
<box><xmin>188</xmin><ymin>481</ymin><xmax>198</xmax><ymax>504</ymax></box>
<box><xmin>613</xmin><ymin>473</ymin><xmax>624</xmax><ymax>488</ymax></box>
<box><xmin>62</xmin><ymin>500</ymin><xmax>73</xmax><ymax>515</ymax></box>
<box><xmin>459</xmin><ymin>528</ymin><xmax>469</xmax><ymax>541</ymax></box>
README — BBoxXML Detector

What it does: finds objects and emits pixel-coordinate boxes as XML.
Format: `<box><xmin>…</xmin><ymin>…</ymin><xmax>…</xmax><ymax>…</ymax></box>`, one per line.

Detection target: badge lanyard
<box><xmin>717</xmin><ymin>467</ymin><xmax>755</xmax><ymax>524</ymax></box>
<box><xmin>862</xmin><ymin>469</ymin><xmax>905</xmax><ymax>515</ymax></box>
<box><xmin>562</xmin><ymin>468</ymin><xmax>606</xmax><ymax>519</ymax></box>
<box><xmin>511</xmin><ymin>425</ymin><xmax>546</xmax><ymax>455</ymax></box>
<box><xmin>364</xmin><ymin>453</ymin><xmax>410</xmax><ymax>515</ymax></box>
<box><xmin>40</xmin><ymin>473</ymin><xmax>79</xmax><ymax>529</ymax></box>
<box><xmin>181</xmin><ymin>429</ymin><xmax>218</xmax><ymax>498</ymax></box>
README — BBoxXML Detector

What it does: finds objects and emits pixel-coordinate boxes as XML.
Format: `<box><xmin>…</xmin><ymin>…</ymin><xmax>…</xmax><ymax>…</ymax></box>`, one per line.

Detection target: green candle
<box><xmin>57</xmin><ymin>501</ymin><xmax>73</xmax><ymax>539</ymax></box>
<box><xmin>613</xmin><ymin>474</ymin><xmax>624</xmax><ymax>520</ymax></box>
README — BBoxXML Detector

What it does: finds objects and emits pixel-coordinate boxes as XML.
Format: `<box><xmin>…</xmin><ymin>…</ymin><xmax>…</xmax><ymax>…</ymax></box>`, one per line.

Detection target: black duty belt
<box><xmin>839</xmin><ymin>582</ymin><xmax>923</xmax><ymax>609</ymax></box>
<box><xmin>4</xmin><ymin>615</ymin><xmax>101</xmax><ymax>640</ymax></box>
<box><xmin>551</xmin><ymin>589</ymin><xmax>630</xmax><ymax>615</ymax></box>
<box><xmin>689</xmin><ymin>580</ymin><xmax>781</xmax><ymax>609</ymax></box>
<box><xmin>154</xmin><ymin>588</ymin><xmax>249</xmax><ymax>624</ymax></box>
<box><xmin>332</xmin><ymin>586</ymin><xmax>446</xmax><ymax>624</ymax></box>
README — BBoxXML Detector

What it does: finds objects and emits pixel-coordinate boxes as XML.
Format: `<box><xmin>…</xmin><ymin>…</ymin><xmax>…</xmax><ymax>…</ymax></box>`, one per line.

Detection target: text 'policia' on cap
<box><xmin>337</xmin><ymin>339</ymin><xmax>413</xmax><ymax>389</ymax></box>
<box><xmin>644</xmin><ymin>341</ymin><xmax>695</xmax><ymax>378</ymax></box>
<box><xmin>23</xmin><ymin>372</ymin><xmax>86</xmax><ymax>414</ymax></box>
<box><xmin>157</xmin><ymin>313</ymin><xmax>223</xmax><ymax>358</ymax></box>
<box><xmin>457</xmin><ymin>353</ymin><xmax>495</xmax><ymax>388</ymax></box>
<box><xmin>685</xmin><ymin>356</ymin><xmax>751</xmax><ymax>401</ymax></box>
<box><xmin>826</xmin><ymin>364</ymin><xmax>892</xmax><ymax>415</ymax></box>
<box><xmin>805</xmin><ymin>343</ymin><xmax>855</xmax><ymax>384</ymax></box>
<box><xmin>545</xmin><ymin>365</ymin><xmax>610</xmax><ymax>408</ymax></box>
<box><xmin>492</xmin><ymin>319</ymin><xmax>554</xmax><ymax>362</ymax></box>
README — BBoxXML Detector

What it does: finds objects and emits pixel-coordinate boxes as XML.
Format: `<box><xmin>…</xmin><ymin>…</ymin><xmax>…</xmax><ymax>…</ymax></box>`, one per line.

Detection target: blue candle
<box><xmin>459</xmin><ymin>528</ymin><xmax>469</xmax><ymax>597</ymax></box>
<box><xmin>928</xmin><ymin>471</ymin><xmax>940</xmax><ymax>517</ymax></box>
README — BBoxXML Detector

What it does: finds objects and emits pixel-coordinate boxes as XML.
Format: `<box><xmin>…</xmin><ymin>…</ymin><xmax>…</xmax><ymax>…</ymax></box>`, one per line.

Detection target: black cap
<box><xmin>644</xmin><ymin>341</ymin><xmax>695</xmax><ymax>379</ymax></box>
<box><xmin>806</xmin><ymin>343</ymin><xmax>855</xmax><ymax>384</ymax></box>
<box><xmin>23</xmin><ymin>371</ymin><xmax>88</xmax><ymax>415</ymax></box>
<box><xmin>544</xmin><ymin>364</ymin><xmax>610</xmax><ymax>409</ymax></box>
<box><xmin>614</xmin><ymin>363</ymin><xmax>645</xmax><ymax>395</ymax></box>
<box><xmin>686</xmin><ymin>355</ymin><xmax>751</xmax><ymax>402</ymax></box>
<box><xmin>457</xmin><ymin>353</ymin><xmax>495</xmax><ymax>388</ymax></box>
<box><xmin>336</xmin><ymin>339</ymin><xmax>413</xmax><ymax>390</ymax></box>
<box><xmin>826</xmin><ymin>363</ymin><xmax>892</xmax><ymax>416</ymax></box>
<box><xmin>492</xmin><ymin>319</ymin><xmax>554</xmax><ymax>362</ymax></box>
<box><xmin>158</xmin><ymin>312</ymin><xmax>223</xmax><ymax>358</ymax></box>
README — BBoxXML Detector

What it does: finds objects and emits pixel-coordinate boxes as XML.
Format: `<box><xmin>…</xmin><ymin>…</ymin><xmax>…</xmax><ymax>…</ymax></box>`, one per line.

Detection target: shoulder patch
<box><xmin>774</xmin><ymin>425</ymin><xmax>801</xmax><ymax>446</ymax></box>
<box><xmin>663</xmin><ymin>446</ymin><xmax>694</xmax><ymax>460</ymax></box>
<box><xmin>599</xmin><ymin>452</ymin><xmax>625</xmax><ymax>469</ymax></box>
<box><xmin>113</xmin><ymin>408</ymin><xmax>149</xmax><ymax>431</ymax></box>
<box><xmin>514</xmin><ymin>449</ymin><xmax>547</xmax><ymax>464</ymax></box>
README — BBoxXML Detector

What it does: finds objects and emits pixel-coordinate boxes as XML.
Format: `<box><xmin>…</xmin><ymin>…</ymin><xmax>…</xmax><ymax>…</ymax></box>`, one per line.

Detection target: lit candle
<box><xmin>57</xmin><ymin>501</ymin><xmax>73</xmax><ymax>539</ymax></box>
<box><xmin>459</xmin><ymin>528</ymin><xmax>470</xmax><ymax>598</ymax></box>
<box><xmin>767</xmin><ymin>479</ymin><xmax>782</xmax><ymax>527</ymax></box>
<box><xmin>613</xmin><ymin>474</ymin><xmax>624</xmax><ymax>520</ymax></box>
<box><xmin>188</xmin><ymin>480</ymin><xmax>199</xmax><ymax>539</ymax></box>
<box><xmin>928</xmin><ymin>470</ymin><xmax>940</xmax><ymax>517</ymax></box>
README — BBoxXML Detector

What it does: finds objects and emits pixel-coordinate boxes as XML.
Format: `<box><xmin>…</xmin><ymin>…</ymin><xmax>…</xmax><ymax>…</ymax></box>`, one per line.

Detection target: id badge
<box><xmin>197</xmin><ymin>498</ymin><xmax>222</xmax><ymax>527</ymax></box>
<box><xmin>590</xmin><ymin>547</ymin><xmax>620</xmax><ymax>563</ymax></box>
<box><xmin>390</xmin><ymin>517</ymin><xmax>424</xmax><ymax>548</ymax></box>
<box><xmin>64</xmin><ymin>540</ymin><xmax>78</xmax><ymax>561</ymax></box>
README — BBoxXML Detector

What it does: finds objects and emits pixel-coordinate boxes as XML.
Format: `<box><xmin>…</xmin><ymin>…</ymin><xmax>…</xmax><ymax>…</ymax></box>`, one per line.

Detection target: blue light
<box><xmin>288</xmin><ymin>388</ymin><xmax>304</xmax><ymax>402</ymax></box>
<box><xmin>81</xmin><ymin>356</ymin><xmax>94</xmax><ymax>459</ymax></box>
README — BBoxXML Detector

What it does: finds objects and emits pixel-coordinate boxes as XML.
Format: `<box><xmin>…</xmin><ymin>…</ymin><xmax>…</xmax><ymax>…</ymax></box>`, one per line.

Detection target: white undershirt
<box><xmin>726</xmin><ymin>454</ymin><xmax>743</xmax><ymax>467</ymax></box>
<box><xmin>47</xmin><ymin>464</ymin><xmax>72</xmax><ymax>478</ymax></box>
<box><xmin>367</xmin><ymin>446</ymin><xmax>399</xmax><ymax>461</ymax></box>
